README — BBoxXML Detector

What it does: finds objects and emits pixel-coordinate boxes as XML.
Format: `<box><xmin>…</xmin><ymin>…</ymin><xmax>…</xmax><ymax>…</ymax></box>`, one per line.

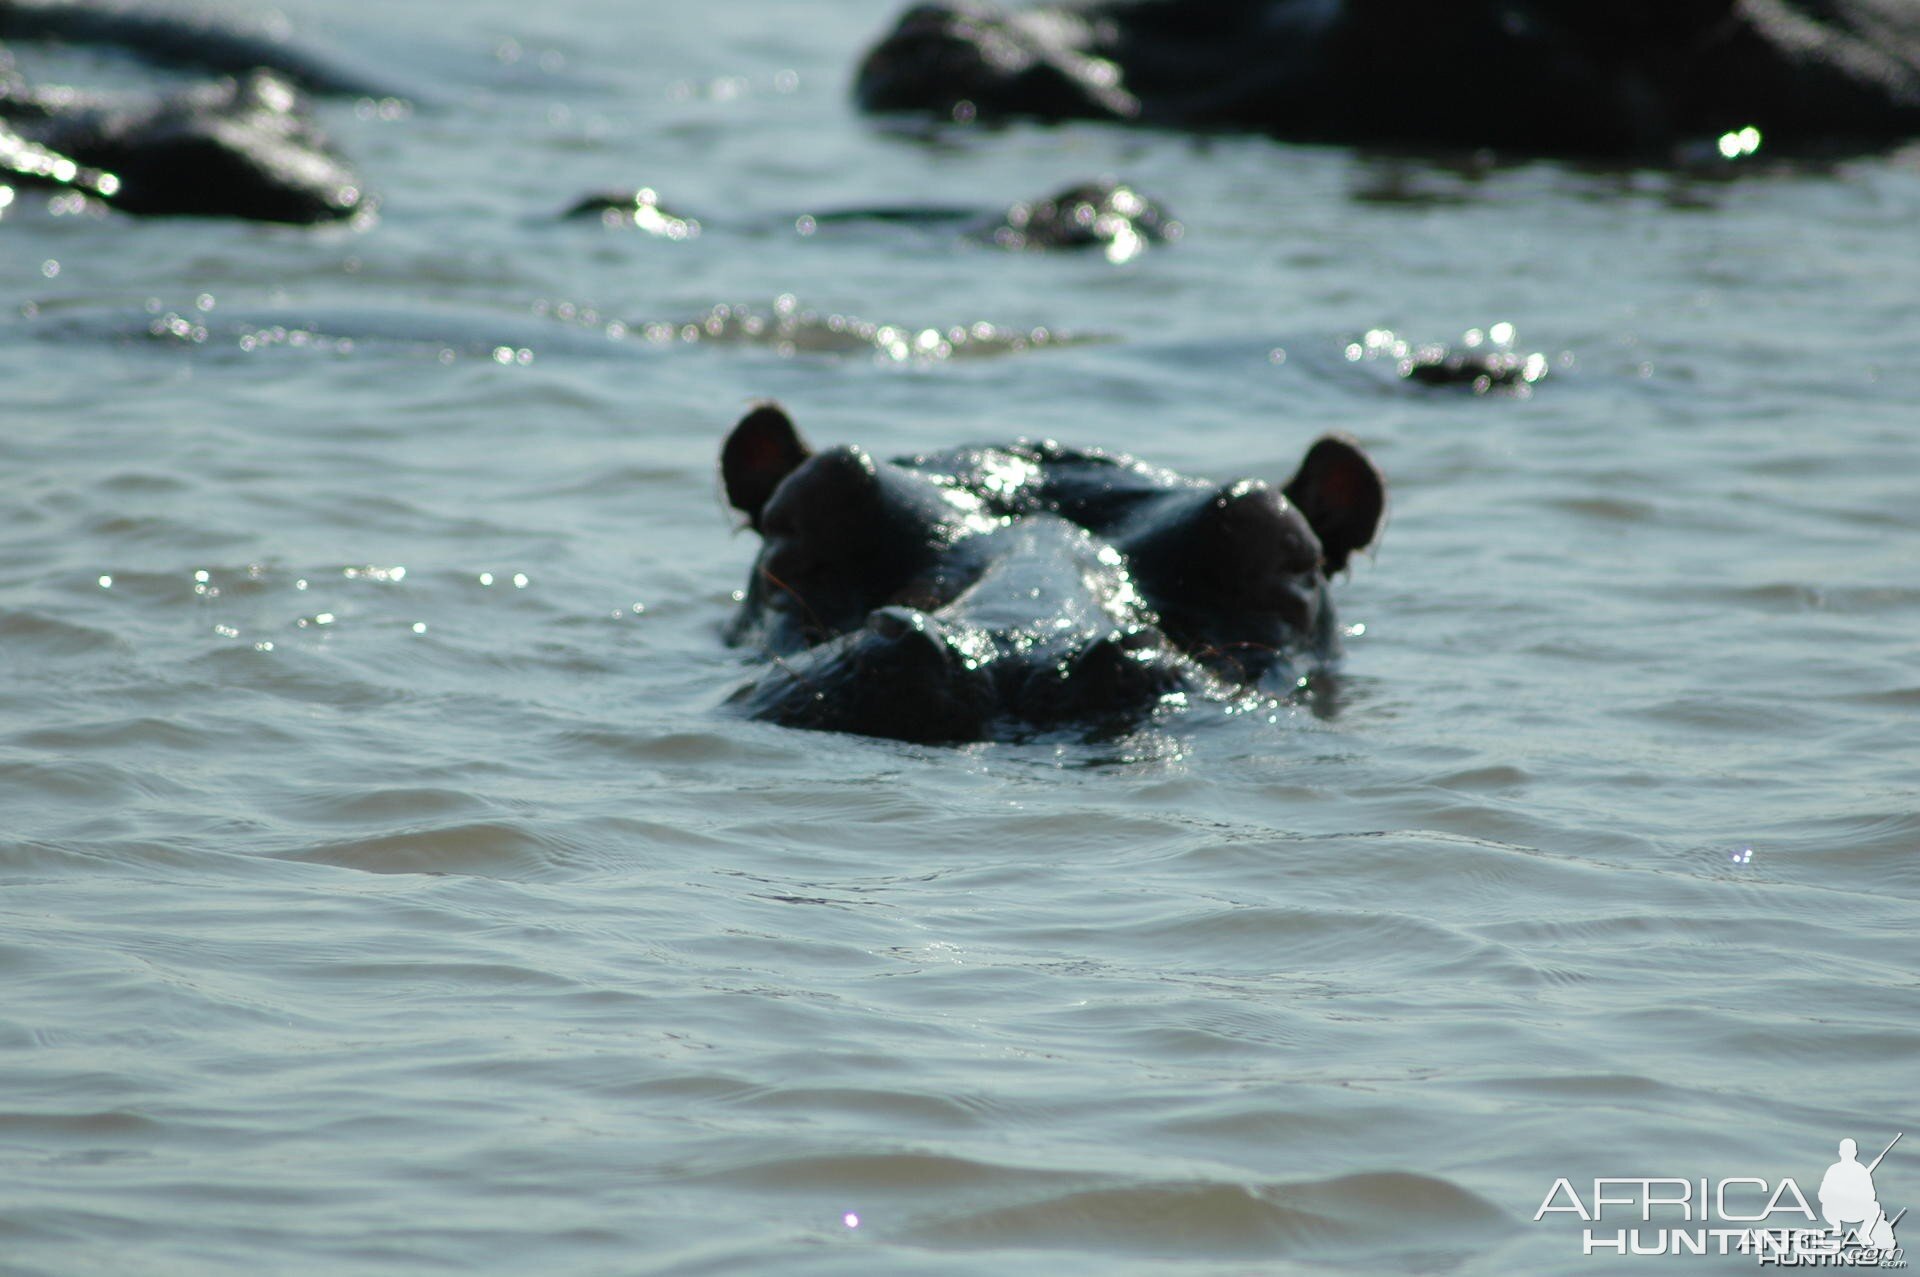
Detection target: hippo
<box><xmin>563</xmin><ymin>186</ymin><xmax>704</xmax><ymax>239</ymax></box>
<box><xmin>853</xmin><ymin>0</ymin><xmax>1920</xmax><ymax>158</ymax></box>
<box><xmin>0</xmin><ymin>0</ymin><xmax>383</xmax><ymax>221</ymax></box>
<box><xmin>1346</xmin><ymin>325</ymin><xmax>1552</xmax><ymax>396</ymax></box>
<box><xmin>1</xmin><ymin>69</ymin><xmax>366</xmax><ymax>221</ymax></box>
<box><xmin>719</xmin><ymin>403</ymin><xmax>1384</xmax><ymax>742</ymax></box>
<box><xmin>565</xmin><ymin>177</ymin><xmax>1180</xmax><ymax>262</ymax></box>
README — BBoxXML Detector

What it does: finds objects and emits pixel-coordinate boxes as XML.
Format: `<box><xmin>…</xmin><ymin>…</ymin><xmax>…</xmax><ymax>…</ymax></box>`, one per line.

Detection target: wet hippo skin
<box><xmin>0</xmin><ymin>0</ymin><xmax>381</xmax><ymax>221</ymax></box>
<box><xmin>719</xmin><ymin>403</ymin><xmax>1384</xmax><ymax>743</ymax></box>
<box><xmin>854</xmin><ymin>0</ymin><xmax>1920</xmax><ymax>157</ymax></box>
<box><xmin>564</xmin><ymin>177</ymin><xmax>1180</xmax><ymax>262</ymax></box>
<box><xmin>2</xmin><ymin>70</ymin><xmax>366</xmax><ymax>221</ymax></box>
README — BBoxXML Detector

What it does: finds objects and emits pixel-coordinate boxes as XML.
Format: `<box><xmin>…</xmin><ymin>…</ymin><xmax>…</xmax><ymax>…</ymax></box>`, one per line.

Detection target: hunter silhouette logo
<box><xmin>1819</xmin><ymin>1135</ymin><xmax>1902</xmax><ymax>1254</ymax></box>
<box><xmin>1534</xmin><ymin>1131</ymin><xmax>1908</xmax><ymax>1265</ymax></box>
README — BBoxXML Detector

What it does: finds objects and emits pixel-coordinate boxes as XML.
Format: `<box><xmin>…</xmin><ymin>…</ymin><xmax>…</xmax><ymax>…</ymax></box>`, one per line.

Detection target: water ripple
<box><xmin>279</xmin><ymin>820</ymin><xmax>583</xmax><ymax>879</ymax></box>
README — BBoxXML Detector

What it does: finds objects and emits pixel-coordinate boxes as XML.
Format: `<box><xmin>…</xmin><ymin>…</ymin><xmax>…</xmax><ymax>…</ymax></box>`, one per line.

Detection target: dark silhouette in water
<box><xmin>0</xmin><ymin>0</ymin><xmax>384</xmax><ymax>221</ymax></box>
<box><xmin>564</xmin><ymin>177</ymin><xmax>1181</xmax><ymax>260</ymax></box>
<box><xmin>854</xmin><ymin>0</ymin><xmax>1920</xmax><ymax>158</ymax></box>
<box><xmin>721</xmin><ymin>403</ymin><xmax>1384</xmax><ymax>742</ymax></box>
<box><xmin>2</xmin><ymin>70</ymin><xmax>367</xmax><ymax>221</ymax></box>
<box><xmin>1345</xmin><ymin>325</ymin><xmax>1553</xmax><ymax>396</ymax></box>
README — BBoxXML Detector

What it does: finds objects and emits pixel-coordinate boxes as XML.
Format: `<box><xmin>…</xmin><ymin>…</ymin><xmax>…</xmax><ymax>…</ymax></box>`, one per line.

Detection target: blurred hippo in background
<box><xmin>854</xmin><ymin>0</ymin><xmax>1920</xmax><ymax>158</ymax></box>
<box><xmin>566</xmin><ymin>177</ymin><xmax>1181</xmax><ymax>262</ymax></box>
<box><xmin>0</xmin><ymin>0</ymin><xmax>387</xmax><ymax>220</ymax></box>
<box><xmin>720</xmin><ymin>404</ymin><xmax>1384</xmax><ymax>743</ymax></box>
<box><xmin>1</xmin><ymin>70</ymin><xmax>368</xmax><ymax>221</ymax></box>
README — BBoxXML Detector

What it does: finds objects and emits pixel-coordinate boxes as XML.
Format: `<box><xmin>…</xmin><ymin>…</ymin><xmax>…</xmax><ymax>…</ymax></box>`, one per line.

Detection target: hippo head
<box><xmin>721</xmin><ymin>404</ymin><xmax>1383</xmax><ymax>742</ymax></box>
<box><xmin>853</xmin><ymin>2</ymin><xmax>1140</xmax><ymax>123</ymax></box>
<box><xmin>80</xmin><ymin>71</ymin><xmax>366</xmax><ymax>223</ymax></box>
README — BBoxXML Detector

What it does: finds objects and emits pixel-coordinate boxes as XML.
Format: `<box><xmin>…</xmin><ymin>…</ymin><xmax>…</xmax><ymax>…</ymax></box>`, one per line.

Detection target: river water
<box><xmin>4</xmin><ymin>2</ymin><xmax>1918</xmax><ymax>1273</ymax></box>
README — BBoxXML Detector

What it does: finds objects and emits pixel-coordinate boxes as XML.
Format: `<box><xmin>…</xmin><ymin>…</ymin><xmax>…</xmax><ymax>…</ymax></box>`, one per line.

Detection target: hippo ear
<box><xmin>723</xmin><ymin>403</ymin><xmax>813</xmax><ymax>532</ymax></box>
<box><xmin>1283</xmin><ymin>435</ymin><xmax>1384</xmax><ymax>574</ymax></box>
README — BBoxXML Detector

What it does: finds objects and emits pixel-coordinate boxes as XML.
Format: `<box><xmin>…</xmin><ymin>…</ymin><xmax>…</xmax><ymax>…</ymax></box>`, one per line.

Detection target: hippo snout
<box><xmin>736</xmin><ymin>604</ymin><xmax>997</xmax><ymax>743</ymax></box>
<box><xmin>1012</xmin><ymin>626</ymin><xmax>1191</xmax><ymax>731</ymax></box>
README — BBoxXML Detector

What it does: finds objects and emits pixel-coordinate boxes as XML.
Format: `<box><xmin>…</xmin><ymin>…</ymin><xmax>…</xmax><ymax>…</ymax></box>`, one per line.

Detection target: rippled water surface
<box><xmin>4</xmin><ymin>2</ymin><xmax>1919</xmax><ymax>1273</ymax></box>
